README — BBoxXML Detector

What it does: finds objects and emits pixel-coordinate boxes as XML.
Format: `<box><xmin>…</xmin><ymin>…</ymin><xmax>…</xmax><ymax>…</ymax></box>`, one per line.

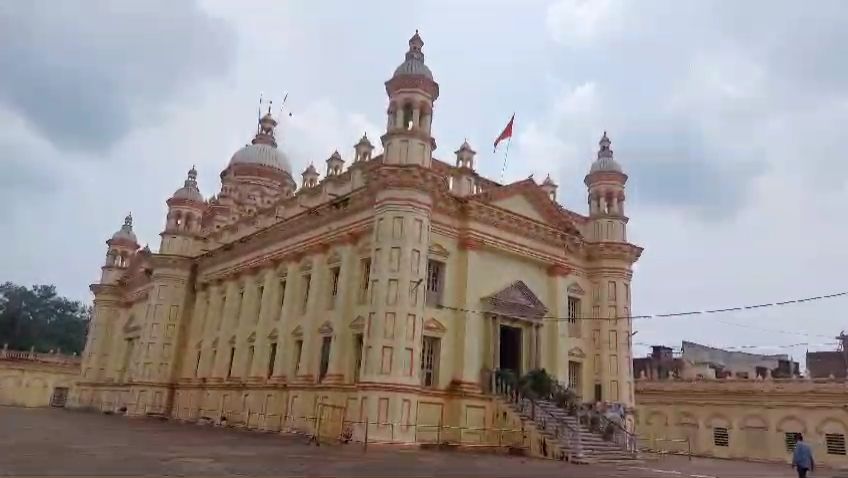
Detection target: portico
<box><xmin>482</xmin><ymin>281</ymin><xmax>549</xmax><ymax>377</ymax></box>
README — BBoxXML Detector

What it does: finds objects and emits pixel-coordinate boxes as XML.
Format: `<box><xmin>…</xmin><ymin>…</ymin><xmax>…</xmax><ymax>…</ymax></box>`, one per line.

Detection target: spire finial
<box><xmin>123</xmin><ymin>212</ymin><xmax>133</xmax><ymax>228</ymax></box>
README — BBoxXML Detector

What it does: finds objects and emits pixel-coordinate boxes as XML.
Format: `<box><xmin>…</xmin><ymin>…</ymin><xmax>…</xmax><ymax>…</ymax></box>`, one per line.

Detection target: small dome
<box><xmin>392</xmin><ymin>30</ymin><xmax>434</xmax><ymax>80</ymax></box>
<box><xmin>394</xmin><ymin>60</ymin><xmax>433</xmax><ymax>79</ymax></box>
<box><xmin>172</xmin><ymin>166</ymin><xmax>204</xmax><ymax>202</ymax></box>
<box><xmin>229</xmin><ymin>143</ymin><xmax>292</xmax><ymax>173</ymax></box>
<box><xmin>111</xmin><ymin>214</ymin><xmax>138</xmax><ymax>244</ymax></box>
<box><xmin>589</xmin><ymin>131</ymin><xmax>623</xmax><ymax>174</ymax></box>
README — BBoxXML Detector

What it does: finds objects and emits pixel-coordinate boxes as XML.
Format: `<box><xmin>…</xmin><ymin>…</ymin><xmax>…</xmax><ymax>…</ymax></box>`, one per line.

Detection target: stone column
<box><xmin>325</xmin><ymin>239</ymin><xmax>357</xmax><ymax>383</ymax></box>
<box><xmin>273</xmin><ymin>261</ymin><xmax>295</xmax><ymax>382</ymax></box>
<box><xmin>299</xmin><ymin>249</ymin><xmax>327</xmax><ymax>383</ymax></box>
<box><xmin>493</xmin><ymin>315</ymin><xmax>501</xmax><ymax>370</ymax></box>
<box><xmin>214</xmin><ymin>281</ymin><xmax>238</xmax><ymax>379</ymax></box>
<box><xmin>251</xmin><ymin>268</ymin><xmax>277</xmax><ymax>378</ymax></box>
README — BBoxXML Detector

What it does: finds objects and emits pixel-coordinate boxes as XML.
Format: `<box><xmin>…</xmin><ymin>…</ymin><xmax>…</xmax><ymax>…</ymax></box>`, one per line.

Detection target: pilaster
<box><xmin>271</xmin><ymin>260</ymin><xmax>296</xmax><ymax>383</ymax></box>
<box><xmin>251</xmin><ymin>268</ymin><xmax>277</xmax><ymax>378</ymax></box>
<box><xmin>547</xmin><ymin>264</ymin><xmax>571</xmax><ymax>384</ymax></box>
<box><xmin>457</xmin><ymin>237</ymin><xmax>485</xmax><ymax>392</ymax></box>
<box><xmin>324</xmin><ymin>241</ymin><xmax>357</xmax><ymax>383</ymax></box>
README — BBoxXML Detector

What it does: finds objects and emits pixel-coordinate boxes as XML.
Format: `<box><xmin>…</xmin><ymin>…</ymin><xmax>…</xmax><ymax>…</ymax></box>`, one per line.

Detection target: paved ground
<box><xmin>0</xmin><ymin>407</ymin><xmax>825</xmax><ymax>477</ymax></box>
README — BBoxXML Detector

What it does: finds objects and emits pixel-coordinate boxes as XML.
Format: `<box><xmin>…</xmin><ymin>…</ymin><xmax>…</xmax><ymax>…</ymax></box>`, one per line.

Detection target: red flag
<box><xmin>493</xmin><ymin>114</ymin><xmax>515</xmax><ymax>152</ymax></box>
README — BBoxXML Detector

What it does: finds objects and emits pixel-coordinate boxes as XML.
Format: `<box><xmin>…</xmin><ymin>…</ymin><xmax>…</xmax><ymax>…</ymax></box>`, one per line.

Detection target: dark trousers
<box><xmin>797</xmin><ymin>467</ymin><xmax>808</xmax><ymax>478</ymax></box>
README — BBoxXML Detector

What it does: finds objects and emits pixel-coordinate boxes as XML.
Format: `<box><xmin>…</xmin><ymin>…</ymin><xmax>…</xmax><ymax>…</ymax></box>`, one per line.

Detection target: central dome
<box><xmin>229</xmin><ymin>143</ymin><xmax>292</xmax><ymax>174</ymax></box>
<box><xmin>392</xmin><ymin>30</ymin><xmax>433</xmax><ymax>80</ymax></box>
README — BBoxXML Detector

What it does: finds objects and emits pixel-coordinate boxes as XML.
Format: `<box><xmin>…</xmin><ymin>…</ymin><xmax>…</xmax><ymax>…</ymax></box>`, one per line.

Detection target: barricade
<box><xmin>637</xmin><ymin>436</ymin><xmax>692</xmax><ymax>461</ymax></box>
<box><xmin>77</xmin><ymin>397</ymin><xmax>529</xmax><ymax>454</ymax></box>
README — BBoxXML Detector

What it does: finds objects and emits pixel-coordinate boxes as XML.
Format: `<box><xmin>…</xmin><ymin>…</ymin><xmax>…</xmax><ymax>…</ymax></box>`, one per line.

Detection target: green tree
<box><xmin>0</xmin><ymin>282</ymin><xmax>89</xmax><ymax>354</ymax></box>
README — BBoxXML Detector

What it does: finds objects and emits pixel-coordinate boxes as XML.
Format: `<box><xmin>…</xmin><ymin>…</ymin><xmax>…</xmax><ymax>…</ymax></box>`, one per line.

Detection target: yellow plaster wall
<box><xmin>0</xmin><ymin>358</ymin><xmax>79</xmax><ymax>408</ymax></box>
<box><xmin>635</xmin><ymin>379</ymin><xmax>848</xmax><ymax>467</ymax></box>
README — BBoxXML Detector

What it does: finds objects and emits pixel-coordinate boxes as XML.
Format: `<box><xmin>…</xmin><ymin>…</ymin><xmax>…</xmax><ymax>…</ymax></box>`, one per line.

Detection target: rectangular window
<box><xmin>827</xmin><ymin>433</ymin><xmax>847</xmax><ymax>455</ymax></box>
<box><xmin>567</xmin><ymin>361</ymin><xmax>582</xmax><ymax>391</ymax></box>
<box><xmin>713</xmin><ymin>427</ymin><xmax>729</xmax><ymax>447</ymax></box>
<box><xmin>426</xmin><ymin>260</ymin><xmax>445</xmax><ymax>307</ymax></box>
<box><xmin>255</xmin><ymin>285</ymin><xmax>264</xmax><ymax>323</ymax></box>
<box><xmin>267</xmin><ymin>343</ymin><xmax>277</xmax><ymax>378</ymax></box>
<box><xmin>245</xmin><ymin>345</ymin><xmax>255</xmax><ymax>377</ymax></box>
<box><xmin>236</xmin><ymin>289</ymin><xmax>245</xmax><ymax>323</ymax></box>
<box><xmin>318</xmin><ymin>336</ymin><xmax>332</xmax><ymax>382</ymax></box>
<box><xmin>421</xmin><ymin>336</ymin><xmax>441</xmax><ymax>387</ymax></box>
<box><xmin>359</xmin><ymin>258</ymin><xmax>371</xmax><ymax>303</ymax></box>
<box><xmin>209</xmin><ymin>349</ymin><xmax>217</xmax><ymax>376</ymax></box>
<box><xmin>302</xmin><ymin>274</ymin><xmax>311</xmax><ymax>314</ymax></box>
<box><xmin>607</xmin><ymin>281</ymin><xmax>616</xmax><ymax>301</ymax></box>
<box><xmin>277</xmin><ymin>280</ymin><xmax>286</xmax><ymax>320</ymax></box>
<box><xmin>784</xmin><ymin>432</ymin><xmax>801</xmax><ymax>452</ymax></box>
<box><xmin>226</xmin><ymin>347</ymin><xmax>236</xmax><ymax>379</ymax></box>
<box><xmin>194</xmin><ymin>351</ymin><xmax>201</xmax><ymax>377</ymax></box>
<box><xmin>567</xmin><ymin>297</ymin><xmax>581</xmax><ymax>337</ymax></box>
<box><xmin>293</xmin><ymin>340</ymin><xmax>303</xmax><ymax>374</ymax></box>
<box><xmin>353</xmin><ymin>334</ymin><xmax>364</xmax><ymax>382</ymax></box>
<box><xmin>329</xmin><ymin>267</ymin><xmax>340</xmax><ymax>309</ymax></box>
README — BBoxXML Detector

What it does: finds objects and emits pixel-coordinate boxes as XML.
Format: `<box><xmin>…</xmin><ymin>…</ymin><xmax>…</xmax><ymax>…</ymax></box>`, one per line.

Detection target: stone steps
<box><xmin>507</xmin><ymin>399</ymin><xmax>642</xmax><ymax>464</ymax></box>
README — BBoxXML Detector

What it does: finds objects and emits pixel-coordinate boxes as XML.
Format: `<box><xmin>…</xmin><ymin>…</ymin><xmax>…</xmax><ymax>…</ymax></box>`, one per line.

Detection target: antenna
<box><xmin>280</xmin><ymin>93</ymin><xmax>293</xmax><ymax>118</ymax></box>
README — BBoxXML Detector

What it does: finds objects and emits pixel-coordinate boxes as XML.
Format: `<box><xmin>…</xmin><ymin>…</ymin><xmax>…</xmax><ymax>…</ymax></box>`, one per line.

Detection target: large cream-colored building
<box><xmin>72</xmin><ymin>32</ymin><xmax>642</xmax><ymax>442</ymax></box>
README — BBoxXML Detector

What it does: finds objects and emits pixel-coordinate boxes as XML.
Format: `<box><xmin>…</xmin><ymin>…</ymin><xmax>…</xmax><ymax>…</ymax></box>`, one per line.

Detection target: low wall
<box><xmin>635</xmin><ymin>378</ymin><xmax>848</xmax><ymax>468</ymax></box>
<box><xmin>0</xmin><ymin>350</ymin><xmax>81</xmax><ymax>408</ymax></box>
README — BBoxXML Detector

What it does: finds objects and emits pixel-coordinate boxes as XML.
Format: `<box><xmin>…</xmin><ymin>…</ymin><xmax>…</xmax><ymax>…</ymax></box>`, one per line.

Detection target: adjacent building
<box><xmin>72</xmin><ymin>32</ymin><xmax>642</xmax><ymax>442</ymax></box>
<box><xmin>635</xmin><ymin>341</ymin><xmax>846</xmax><ymax>467</ymax></box>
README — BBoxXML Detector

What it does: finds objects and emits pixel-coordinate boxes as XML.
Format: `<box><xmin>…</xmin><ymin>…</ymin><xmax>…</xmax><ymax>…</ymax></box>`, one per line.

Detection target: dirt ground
<box><xmin>0</xmin><ymin>407</ymin><xmax>824</xmax><ymax>477</ymax></box>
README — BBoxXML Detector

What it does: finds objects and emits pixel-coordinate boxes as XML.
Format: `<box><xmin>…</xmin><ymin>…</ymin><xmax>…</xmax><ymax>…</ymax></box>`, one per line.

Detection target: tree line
<box><xmin>0</xmin><ymin>282</ymin><xmax>89</xmax><ymax>355</ymax></box>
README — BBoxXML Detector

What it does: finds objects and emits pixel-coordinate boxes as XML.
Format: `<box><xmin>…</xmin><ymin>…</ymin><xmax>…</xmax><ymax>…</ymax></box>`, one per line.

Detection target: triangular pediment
<box><xmin>567</xmin><ymin>283</ymin><xmax>585</xmax><ymax>296</ymax></box>
<box><xmin>268</xmin><ymin>328</ymin><xmax>279</xmax><ymax>340</ymax></box>
<box><xmin>483</xmin><ymin>280</ymin><xmax>549</xmax><ymax>319</ymax></box>
<box><xmin>247</xmin><ymin>332</ymin><xmax>256</xmax><ymax>343</ymax></box>
<box><xmin>291</xmin><ymin>325</ymin><xmax>304</xmax><ymax>337</ymax></box>
<box><xmin>228</xmin><ymin>335</ymin><xmax>237</xmax><ymax>345</ymax></box>
<box><xmin>423</xmin><ymin>317</ymin><xmax>446</xmax><ymax>334</ymax></box>
<box><xmin>349</xmin><ymin>316</ymin><xmax>365</xmax><ymax>331</ymax></box>
<box><xmin>428</xmin><ymin>243</ymin><xmax>450</xmax><ymax>258</ymax></box>
<box><xmin>470</xmin><ymin>179</ymin><xmax>581</xmax><ymax>236</ymax></box>
<box><xmin>568</xmin><ymin>347</ymin><xmax>586</xmax><ymax>359</ymax></box>
<box><xmin>490</xmin><ymin>195</ymin><xmax>546</xmax><ymax>222</ymax></box>
<box><xmin>318</xmin><ymin>321</ymin><xmax>333</xmax><ymax>335</ymax></box>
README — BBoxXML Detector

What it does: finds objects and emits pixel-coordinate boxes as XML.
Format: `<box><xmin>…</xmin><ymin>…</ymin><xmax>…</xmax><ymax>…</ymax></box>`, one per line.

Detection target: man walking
<box><xmin>792</xmin><ymin>434</ymin><xmax>815</xmax><ymax>478</ymax></box>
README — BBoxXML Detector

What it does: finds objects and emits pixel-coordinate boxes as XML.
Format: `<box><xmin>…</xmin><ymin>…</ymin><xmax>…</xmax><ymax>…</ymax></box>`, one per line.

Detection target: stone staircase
<box><xmin>489</xmin><ymin>371</ymin><xmax>641</xmax><ymax>465</ymax></box>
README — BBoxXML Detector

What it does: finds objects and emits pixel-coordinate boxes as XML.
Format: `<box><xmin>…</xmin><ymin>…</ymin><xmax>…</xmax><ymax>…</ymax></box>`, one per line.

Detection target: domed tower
<box><xmin>450</xmin><ymin>140</ymin><xmax>477</xmax><ymax>196</ymax></box>
<box><xmin>101</xmin><ymin>213</ymin><xmax>139</xmax><ymax>284</ymax></box>
<box><xmin>358</xmin><ymin>32</ymin><xmax>441</xmax><ymax>443</ymax></box>
<box><xmin>353</xmin><ymin>133</ymin><xmax>374</xmax><ymax>163</ymax></box>
<box><xmin>160</xmin><ymin>166</ymin><xmax>206</xmax><ymax>255</ymax></box>
<box><xmin>584</xmin><ymin>131</ymin><xmax>638</xmax><ymax>408</ymax></box>
<box><xmin>220</xmin><ymin>107</ymin><xmax>297</xmax><ymax>218</ymax></box>
<box><xmin>541</xmin><ymin>174</ymin><xmax>558</xmax><ymax>201</ymax></box>
<box><xmin>584</xmin><ymin>132</ymin><xmax>627</xmax><ymax>242</ymax></box>
<box><xmin>381</xmin><ymin>30</ymin><xmax>439</xmax><ymax>167</ymax></box>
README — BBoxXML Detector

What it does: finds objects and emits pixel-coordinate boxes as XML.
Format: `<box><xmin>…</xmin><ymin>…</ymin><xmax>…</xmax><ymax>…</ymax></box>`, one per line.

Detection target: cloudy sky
<box><xmin>2</xmin><ymin>0</ymin><xmax>847</xmax><ymax>359</ymax></box>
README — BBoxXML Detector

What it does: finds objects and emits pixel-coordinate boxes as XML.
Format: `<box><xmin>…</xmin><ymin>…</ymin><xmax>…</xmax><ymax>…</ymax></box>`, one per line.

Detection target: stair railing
<box><xmin>489</xmin><ymin>369</ymin><xmax>584</xmax><ymax>462</ymax></box>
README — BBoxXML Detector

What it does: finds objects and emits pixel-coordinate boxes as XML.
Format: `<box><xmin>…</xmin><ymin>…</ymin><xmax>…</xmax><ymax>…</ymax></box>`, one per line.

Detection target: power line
<box><xmin>633</xmin><ymin>341</ymin><xmax>837</xmax><ymax>351</ymax></box>
<box><xmin>435</xmin><ymin>290</ymin><xmax>848</xmax><ymax>322</ymax></box>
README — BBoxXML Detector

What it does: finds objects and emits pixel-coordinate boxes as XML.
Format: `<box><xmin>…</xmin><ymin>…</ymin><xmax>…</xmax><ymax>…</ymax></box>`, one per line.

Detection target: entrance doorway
<box><xmin>499</xmin><ymin>324</ymin><xmax>523</xmax><ymax>375</ymax></box>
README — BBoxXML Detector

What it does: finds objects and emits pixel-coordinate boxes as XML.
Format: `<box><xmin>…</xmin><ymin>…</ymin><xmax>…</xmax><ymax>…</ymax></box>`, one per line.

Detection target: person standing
<box><xmin>792</xmin><ymin>434</ymin><xmax>814</xmax><ymax>478</ymax></box>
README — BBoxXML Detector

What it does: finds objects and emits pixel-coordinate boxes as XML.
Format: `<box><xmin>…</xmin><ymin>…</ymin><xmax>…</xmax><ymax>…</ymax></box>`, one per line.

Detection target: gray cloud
<box><xmin>537</xmin><ymin>0</ymin><xmax>848</xmax><ymax>219</ymax></box>
<box><xmin>0</xmin><ymin>0</ymin><xmax>236</xmax><ymax>153</ymax></box>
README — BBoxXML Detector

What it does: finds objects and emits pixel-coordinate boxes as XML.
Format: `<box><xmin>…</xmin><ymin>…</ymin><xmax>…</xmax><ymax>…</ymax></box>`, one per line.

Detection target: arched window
<box><xmin>402</xmin><ymin>104</ymin><xmax>414</xmax><ymax>130</ymax></box>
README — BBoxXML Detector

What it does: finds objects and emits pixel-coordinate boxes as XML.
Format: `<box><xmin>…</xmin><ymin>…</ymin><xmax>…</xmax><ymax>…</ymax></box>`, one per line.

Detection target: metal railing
<box><xmin>637</xmin><ymin>436</ymin><xmax>692</xmax><ymax>460</ymax></box>
<box><xmin>488</xmin><ymin>369</ymin><xmax>585</xmax><ymax>461</ymax></box>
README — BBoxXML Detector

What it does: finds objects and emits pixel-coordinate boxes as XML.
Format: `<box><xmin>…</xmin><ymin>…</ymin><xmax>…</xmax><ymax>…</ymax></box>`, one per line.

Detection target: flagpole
<box><xmin>500</xmin><ymin>136</ymin><xmax>512</xmax><ymax>184</ymax></box>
